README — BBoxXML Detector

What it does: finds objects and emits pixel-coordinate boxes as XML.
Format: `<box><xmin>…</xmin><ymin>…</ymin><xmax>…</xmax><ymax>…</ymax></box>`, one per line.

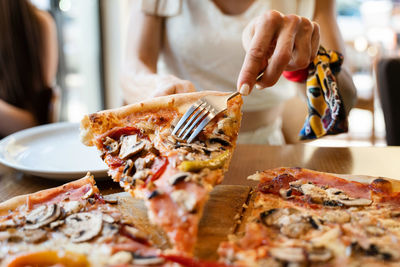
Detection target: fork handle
<box><xmin>228</xmin><ymin>91</ymin><xmax>241</xmax><ymax>100</ymax></box>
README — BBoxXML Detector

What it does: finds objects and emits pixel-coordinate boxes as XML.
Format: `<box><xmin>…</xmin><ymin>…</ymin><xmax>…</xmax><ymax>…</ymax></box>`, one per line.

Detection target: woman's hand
<box><xmin>238</xmin><ymin>10</ymin><xmax>320</xmax><ymax>95</ymax></box>
<box><xmin>152</xmin><ymin>75</ymin><xmax>196</xmax><ymax>97</ymax></box>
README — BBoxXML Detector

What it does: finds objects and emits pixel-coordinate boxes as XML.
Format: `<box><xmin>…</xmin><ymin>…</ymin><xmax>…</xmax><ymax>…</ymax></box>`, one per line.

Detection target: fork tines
<box><xmin>172</xmin><ymin>100</ymin><xmax>215</xmax><ymax>143</ymax></box>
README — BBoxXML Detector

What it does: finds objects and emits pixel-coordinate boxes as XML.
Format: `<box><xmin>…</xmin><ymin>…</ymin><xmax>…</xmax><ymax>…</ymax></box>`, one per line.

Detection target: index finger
<box><xmin>237</xmin><ymin>12</ymin><xmax>282</xmax><ymax>95</ymax></box>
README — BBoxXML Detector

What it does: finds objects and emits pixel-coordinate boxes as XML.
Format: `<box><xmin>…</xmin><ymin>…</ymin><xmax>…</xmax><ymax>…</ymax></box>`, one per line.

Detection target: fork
<box><xmin>172</xmin><ymin>91</ymin><xmax>240</xmax><ymax>143</ymax></box>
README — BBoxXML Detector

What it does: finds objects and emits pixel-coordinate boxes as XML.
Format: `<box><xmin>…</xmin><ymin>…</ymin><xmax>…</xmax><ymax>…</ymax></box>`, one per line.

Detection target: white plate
<box><xmin>0</xmin><ymin>122</ymin><xmax>108</xmax><ymax>179</ymax></box>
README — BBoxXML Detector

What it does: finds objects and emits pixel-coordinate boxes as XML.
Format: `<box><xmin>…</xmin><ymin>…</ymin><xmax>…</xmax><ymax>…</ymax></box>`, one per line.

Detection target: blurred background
<box><xmin>30</xmin><ymin>0</ymin><xmax>400</xmax><ymax>146</ymax></box>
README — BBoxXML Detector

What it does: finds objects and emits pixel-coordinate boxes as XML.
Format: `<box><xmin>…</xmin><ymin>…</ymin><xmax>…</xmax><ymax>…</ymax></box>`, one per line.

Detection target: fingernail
<box><xmin>239</xmin><ymin>83</ymin><xmax>250</xmax><ymax>95</ymax></box>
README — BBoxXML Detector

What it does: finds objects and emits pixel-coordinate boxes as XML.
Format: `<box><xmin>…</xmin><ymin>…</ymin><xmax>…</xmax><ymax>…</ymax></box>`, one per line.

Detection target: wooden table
<box><xmin>1</xmin><ymin>144</ymin><xmax>399</xmax><ymax>202</ymax></box>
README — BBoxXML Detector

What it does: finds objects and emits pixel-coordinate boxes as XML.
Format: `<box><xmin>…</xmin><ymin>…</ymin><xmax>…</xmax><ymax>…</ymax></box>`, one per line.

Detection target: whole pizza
<box><xmin>218</xmin><ymin>167</ymin><xmax>400</xmax><ymax>266</ymax></box>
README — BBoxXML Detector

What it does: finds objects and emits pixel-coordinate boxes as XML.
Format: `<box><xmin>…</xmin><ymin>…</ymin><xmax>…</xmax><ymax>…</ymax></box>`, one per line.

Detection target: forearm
<box><xmin>313</xmin><ymin>0</ymin><xmax>357</xmax><ymax>113</ymax></box>
<box><xmin>0</xmin><ymin>99</ymin><xmax>37</xmax><ymax>136</ymax></box>
<box><xmin>336</xmin><ymin>67</ymin><xmax>357</xmax><ymax>114</ymax></box>
<box><xmin>121</xmin><ymin>60</ymin><xmax>159</xmax><ymax>103</ymax></box>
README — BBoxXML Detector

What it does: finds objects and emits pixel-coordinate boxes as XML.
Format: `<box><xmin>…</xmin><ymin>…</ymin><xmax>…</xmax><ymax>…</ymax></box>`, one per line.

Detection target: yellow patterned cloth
<box><xmin>300</xmin><ymin>46</ymin><xmax>348</xmax><ymax>140</ymax></box>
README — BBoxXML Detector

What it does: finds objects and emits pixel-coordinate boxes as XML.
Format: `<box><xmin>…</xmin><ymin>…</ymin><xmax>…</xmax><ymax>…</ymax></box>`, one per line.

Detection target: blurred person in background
<box><xmin>0</xmin><ymin>0</ymin><xmax>58</xmax><ymax>137</ymax></box>
<box><xmin>122</xmin><ymin>0</ymin><xmax>356</xmax><ymax>145</ymax></box>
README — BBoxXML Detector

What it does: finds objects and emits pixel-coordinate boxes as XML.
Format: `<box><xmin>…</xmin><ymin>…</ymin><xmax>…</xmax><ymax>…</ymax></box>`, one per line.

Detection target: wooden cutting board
<box><xmin>111</xmin><ymin>185</ymin><xmax>251</xmax><ymax>260</ymax></box>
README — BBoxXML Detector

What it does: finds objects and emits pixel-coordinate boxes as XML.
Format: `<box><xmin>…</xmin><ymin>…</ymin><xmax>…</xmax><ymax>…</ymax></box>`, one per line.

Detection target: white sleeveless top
<box><xmin>158</xmin><ymin>0</ymin><xmax>315</xmax><ymax>112</ymax></box>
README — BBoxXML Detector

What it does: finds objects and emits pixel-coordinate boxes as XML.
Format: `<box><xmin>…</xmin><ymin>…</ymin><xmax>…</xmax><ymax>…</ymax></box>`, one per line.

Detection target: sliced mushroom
<box><xmin>337</xmin><ymin>198</ymin><xmax>372</xmax><ymax>206</ymax></box>
<box><xmin>103</xmin><ymin>195</ymin><xmax>118</xmax><ymax>204</ymax></box>
<box><xmin>259</xmin><ymin>208</ymin><xmax>299</xmax><ymax>227</ymax></box>
<box><xmin>108</xmin><ymin>251</ymin><xmax>133</xmax><ymax>265</ymax></box>
<box><xmin>269</xmin><ymin>247</ymin><xmax>305</xmax><ymax>262</ymax></box>
<box><xmin>103</xmin><ymin>137</ymin><xmax>119</xmax><ymax>154</ymax></box>
<box><xmin>133</xmin><ymin>169</ymin><xmax>151</xmax><ymax>181</ymax></box>
<box><xmin>49</xmin><ymin>220</ymin><xmax>64</xmax><ymax>229</ymax></box>
<box><xmin>308</xmin><ymin>216</ymin><xmax>321</xmax><ymax>230</ymax></box>
<box><xmin>292</xmin><ymin>183</ymin><xmax>328</xmax><ymax>204</ymax></box>
<box><xmin>134</xmin><ymin>156</ymin><xmax>155</xmax><ymax>171</ymax></box>
<box><xmin>62</xmin><ymin>201</ymin><xmax>84</xmax><ymax>215</ymax></box>
<box><xmin>148</xmin><ymin>190</ymin><xmax>160</xmax><ymax>200</ymax></box>
<box><xmin>119</xmin><ymin>135</ymin><xmax>146</xmax><ymax>159</ymax></box>
<box><xmin>122</xmin><ymin>159</ymin><xmax>134</xmax><ymax>176</ymax></box>
<box><xmin>207</xmin><ymin>136</ymin><xmax>231</xmax><ymax>147</ymax></box>
<box><xmin>321</xmin><ymin>210</ymin><xmax>351</xmax><ymax>224</ymax></box>
<box><xmin>132</xmin><ymin>255</ymin><xmax>165</xmax><ymax>265</ymax></box>
<box><xmin>22</xmin><ymin>228</ymin><xmax>48</xmax><ymax>243</ymax></box>
<box><xmin>25</xmin><ymin>204</ymin><xmax>61</xmax><ymax>230</ymax></box>
<box><xmin>171</xmin><ymin>190</ymin><xmax>197</xmax><ymax>212</ymax></box>
<box><xmin>365</xmin><ymin>226</ymin><xmax>385</xmax><ymax>236</ymax></box>
<box><xmin>62</xmin><ymin>212</ymin><xmax>102</xmax><ymax>243</ymax></box>
<box><xmin>82</xmin><ymin>187</ymin><xmax>94</xmax><ymax>199</ymax></box>
<box><xmin>168</xmin><ymin>172</ymin><xmax>191</xmax><ymax>186</ymax></box>
<box><xmin>102</xmin><ymin>223</ymin><xmax>119</xmax><ymax>237</ymax></box>
<box><xmin>279</xmin><ymin>188</ymin><xmax>293</xmax><ymax>199</ymax></box>
<box><xmin>280</xmin><ymin>222</ymin><xmax>312</xmax><ymax>238</ymax></box>
<box><xmin>0</xmin><ymin>219</ymin><xmax>19</xmax><ymax>230</ymax></box>
<box><xmin>102</xmin><ymin>214</ymin><xmax>115</xmax><ymax>224</ymax></box>
<box><xmin>390</xmin><ymin>210</ymin><xmax>400</xmax><ymax>217</ymax></box>
<box><xmin>0</xmin><ymin>230</ymin><xmax>16</xmax><ymax>242</ymax></box>
<box><xmin>124</xmin><ymin>225</ymin><xmax>149</xmax><ymax>241</ymax></box>
<box><xmin>308</xmin><ymin>248</ymin><xmax>332</xmax><ymax>262</ymax></box>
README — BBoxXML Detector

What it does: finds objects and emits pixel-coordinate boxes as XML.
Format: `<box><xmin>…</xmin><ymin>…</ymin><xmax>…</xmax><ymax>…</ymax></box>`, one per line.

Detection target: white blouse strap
<box><xmin>140</xmin><ymin>0</ymin><xmax>182</xmax><ymax>17</ymax></box>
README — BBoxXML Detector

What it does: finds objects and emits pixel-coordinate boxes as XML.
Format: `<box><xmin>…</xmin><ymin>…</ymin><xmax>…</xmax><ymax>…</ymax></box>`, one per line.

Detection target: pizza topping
<box><xmin>178</xmin><ymin>150</ymin><xmax>230</xmax><ymax>172</ymax></box>
<box><xmin>104</xmin><ymin>136</ymin><xmax>119</xmax><ymax>154</ymax></box>
<box><xmin>61</xmin><ymin>212</ymin><xmax>102</xmax><ymax>243</ymax></box>
<box><xmin>169</xmin><ymin>172</ymin><xmax>191</xmax><ymax>186</ymax></box>
<box><xmin>24</xmin><ymin>203</ymin><xmax>61</xmax><ymax>230</ymax></box>
<box><xmin>102</xmin><ymin>214</ymin><xmax>115</xmax><ymax>224</ymax></box>
<box><xmin>49</xmin><ymin>220</ymin><xmax>64</xmax><ymax>229</ymax></box>
<box><xmin>62</xmin><ymin>201</ymin><xmax>84</xmax><ymax>215</ymax></box>
<box><xmin>147</xmin><ymin>190</ymin><xmax>161</xmax><ymax>200</ymax></box>
<box><xmin>22</xmin><ymin>228</ymin><xmax>48</xmax><ymax>243</ymax></box>
<box><xmin>289</xmin><ymin>181</ymin><xmax>372</xmax><ymax>207</ymax></box>
<box><xmin>207</xmin><ymin>135</ymin><xmax>231</xmax><ymax>147</ymax></box>
<box><xmin>123</xmin><ymin>225</ymin><xmax>149</xmax><ymax>242</ymax></box>
<box><xmin>308</xmin><ymin>248</ymin><xmax>333</xmax><ymax>262</ymax></box>
<box><xmin>351</xmin><ymin>241</ymin><xmax>400</xmax><ymax>261</ymax></box>
<box><xmin>0</xmin><ymin>219</ymin><xmax>19</xmax><ymax>230</ymax></box>
<box><xmin>338</xmin><ymin>198</ymin><xmax>372</xmax><ymax>206</ymax></box>
<box><xmin>119</xmin><ymin>135</ymin><xmax>147</xmax><ymax>160</ymax></box>
<box><xmin>259</xmin><ymin>208</ymin><xmax>320</xmax><ymax>238</ymax></box>
<box><xmin>5</xmin><ymin>250</ymin><xmax>90</xmax><ymax>267</ymax></box>
<box><xmin>258</xmin><ymin>174</ymin><xmax>297</xmax><ymax>195</ymax></box>
<box><xmin>132</xmin><ymin>255</ymin><xmax>165</xmax><ymax>265</ymax></box>
<box><xmin>321</xmin><ymin>210</ymin><xmax>351</xmax><ymax>224</ymax></box>
<box><xmin>279</xmin><ymin>188</ymin><xmax>294</xmax><ymax>199</ymax></box>
<box><xmin>103</xmin><ymin>195</ymin><xmax>118</xmax><ymax>204</ymax></box>
<box><xmin>171</xmin><ymin>190</ymin><xmax>197</xmax><ymax>212</ymax></box>
<box><xmin>108</xmin><ymin>251</ymin><xmax>133</xmax><ymax>265</ymax></box>
<box><xmin>147</xmin><ymin>156</ymin><xmax>168</xmax><ymax>183</ymax></box>
<box><xmin>269</xmin><ymin>247</ymin><xmax>306</xmax><ymax>262</ymax></box>
<box><xmin>82</xmin><ymin>187</ymin><xmax>94</xmax><ymax>199</ymax></box>
<box><xmin>365</xmin><ymin>225</ymin><xmax>385</xmax><ymax>236</ymax></box>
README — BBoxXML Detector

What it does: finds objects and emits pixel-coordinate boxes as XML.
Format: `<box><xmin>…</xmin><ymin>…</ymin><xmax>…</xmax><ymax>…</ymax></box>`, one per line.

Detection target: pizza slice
<box><xmin>0</xmin><ymin>173</ymin><xmax>168</xmax><ymax>266</ymax></box>
<box><xmin>218</xmin><ymin>167</ymin><xmax>400</xmax><ymax>266</ymax></box>
<box><xmin>80</xmin><ymin>91</ymin><xmax>243</xmax><ymax>255</ymax></box>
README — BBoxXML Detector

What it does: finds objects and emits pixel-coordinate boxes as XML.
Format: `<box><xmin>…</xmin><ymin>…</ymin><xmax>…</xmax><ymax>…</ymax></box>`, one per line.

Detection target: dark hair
<box><xmin>0</xmin><ymin>0</ymin><xmax>52</xmax><ymax>124</ymax></box>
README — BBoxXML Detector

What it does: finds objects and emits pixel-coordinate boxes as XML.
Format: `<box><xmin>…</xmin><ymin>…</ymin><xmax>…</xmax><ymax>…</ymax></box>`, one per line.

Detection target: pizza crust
<box><xmin>80</xmin><ymin>91</ymin><xmax>234</xmax><ymax>146</ymax></box>
<box><xmin>0</xmin><ymin>173</ymin><xmax>95</xmax><ymax>216</ymax></box>
<box><xmin>248</xmin><ymin>167</ymin><xmax>400</xmax><ymax>193</ymax></box>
